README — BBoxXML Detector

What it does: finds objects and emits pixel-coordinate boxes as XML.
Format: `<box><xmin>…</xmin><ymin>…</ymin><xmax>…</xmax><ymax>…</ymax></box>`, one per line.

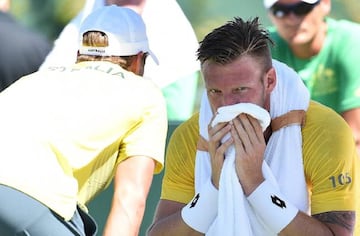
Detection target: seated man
<box><xmin>147</xmin><ymin>17</ymin><xmax>359</xmax><ymax>235</ymax></box>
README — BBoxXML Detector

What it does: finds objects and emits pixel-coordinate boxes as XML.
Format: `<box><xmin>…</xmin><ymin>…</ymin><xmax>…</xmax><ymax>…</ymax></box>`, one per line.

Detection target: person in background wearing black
<box><xmin>0</xmin><ymin>0</ymin><xmax>52</xmax><ymax>91</ymax></box>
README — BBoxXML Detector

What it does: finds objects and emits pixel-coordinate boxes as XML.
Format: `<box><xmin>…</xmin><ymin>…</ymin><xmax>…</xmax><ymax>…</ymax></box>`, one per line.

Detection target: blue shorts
<box><xmin>0</xmin><ymin>184</ymin><xmax>97</xmax><ymax>236</ymax></box>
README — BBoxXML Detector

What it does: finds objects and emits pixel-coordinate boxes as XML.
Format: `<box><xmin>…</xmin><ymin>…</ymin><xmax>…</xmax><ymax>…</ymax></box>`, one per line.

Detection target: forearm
<box><xmin>104</xmin><ymin>156</ymin><xmax>156</xmax><ymax>235</ymax></box>
<box><xmin>103</xmin><ymin>194</ymin><xmax>146</xmax><ymax>236</ymax></box>
<box><xmin>147</xmin><ymin>211</ymin><xmax>203</xmax><ymax>236</ymax></box>
<box><xmin>248</xmin><ymin>180</ymin><xmax>354</xmax><ymax>236</ymax></box>
<box><xmin>280</xmin><ymin>210</ymin><xmax>353</xmax><ymax>236</ymax></box>
<box><xmin>149</xmin><ymin>179</ymin><xmax>218</xmax><ymax>236</ymax></box>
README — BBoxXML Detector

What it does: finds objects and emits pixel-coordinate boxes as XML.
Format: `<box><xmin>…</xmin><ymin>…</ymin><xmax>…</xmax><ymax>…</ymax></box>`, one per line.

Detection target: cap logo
<box><xmin>88</xmin><ymin>48</ymin><xmax>106</xmax><ymax>54</ymax></box>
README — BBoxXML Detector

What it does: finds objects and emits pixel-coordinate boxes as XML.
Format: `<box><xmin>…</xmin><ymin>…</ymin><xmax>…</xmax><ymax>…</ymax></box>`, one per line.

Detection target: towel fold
<box><xmin>211</xmin><ymin>103</ymin><xmax>270</xmax><ymax>130</ymax></box>
<box><xmin>196</xmin><ymin>59</ymin><xmax>310</xmax><ymax>235</ymax></box>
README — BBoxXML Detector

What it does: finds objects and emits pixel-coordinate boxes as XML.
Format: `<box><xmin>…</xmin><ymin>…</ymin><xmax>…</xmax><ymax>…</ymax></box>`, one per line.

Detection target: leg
<box><xmin>0</xmin><ymin>184</ymin><xmax>94</xmax><ymax>236</ymax></box>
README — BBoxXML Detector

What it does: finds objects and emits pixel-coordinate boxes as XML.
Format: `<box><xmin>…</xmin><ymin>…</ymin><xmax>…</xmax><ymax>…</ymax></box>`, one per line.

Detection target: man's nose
<box><xmin>223</xmin><ymin>94</ymin><xmax>239</xmax><ymax>106</ymax></box>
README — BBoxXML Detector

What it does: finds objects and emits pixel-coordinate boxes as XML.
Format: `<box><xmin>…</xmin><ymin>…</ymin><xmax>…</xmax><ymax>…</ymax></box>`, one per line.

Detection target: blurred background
<box><xmin>9</xmin><ymin>0</ymin><xmax>360</xmax><ymax>112</ymax></box>
<box><xmin>9</xmin><ymin>0</ymin><xmax>360</xmax><ymax>43</ymax></box>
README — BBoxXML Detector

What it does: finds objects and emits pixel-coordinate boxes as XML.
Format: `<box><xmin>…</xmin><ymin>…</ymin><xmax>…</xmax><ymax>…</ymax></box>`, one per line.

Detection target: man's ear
<box><xmin>75</xmin><ymin>50</ymin><xmax>81</xmax><ymax>63</ymax></box>
<box><xmin>130</xmin><ymin>52</ymin><xmax>146</xmax><ymax>76</ymax></box>
<box><xmin>320</xmin><ymin>0</ymin><xmax>331</xmax><ymax>16</ymax></box>
<box><xmin>265</xmin><ymin>67</ymin><xmax>277</xmax><ymax>93</ymax></box>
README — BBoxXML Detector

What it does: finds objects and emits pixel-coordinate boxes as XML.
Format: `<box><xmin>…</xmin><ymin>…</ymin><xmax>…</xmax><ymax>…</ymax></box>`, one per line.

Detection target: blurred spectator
<box><xmin>41</xmin><ymin>0</ymin><xmax>201</xmax><ymax>122</ymax></box>
<box><xmin>265</xmin><ymin>0</ymin><xmax>360</xmax><ymax>152</ymax></box>
<box><xmin>0</xmin><ymin>0</ymin><xmax>52</xmax><ymax>92</ymax></box>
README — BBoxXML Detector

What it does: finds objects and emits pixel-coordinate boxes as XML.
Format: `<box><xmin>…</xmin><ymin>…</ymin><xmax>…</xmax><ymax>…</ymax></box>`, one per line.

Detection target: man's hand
<box><xmin>207</xmin><ymin>120</ymin><xmax>232</xmax><ymax>189</ymax></box>
<box><xmin>232</xmin><ymin>113</ymin><xmax>266</xmax><ymax>196</ymax></box>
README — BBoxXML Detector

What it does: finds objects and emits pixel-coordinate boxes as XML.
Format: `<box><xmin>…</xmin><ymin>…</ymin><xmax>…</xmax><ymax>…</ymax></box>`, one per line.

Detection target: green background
<box><xmin>9</xmin><ymin>0</ymin><xmax>360</xmax><ymax>42</ymax></box>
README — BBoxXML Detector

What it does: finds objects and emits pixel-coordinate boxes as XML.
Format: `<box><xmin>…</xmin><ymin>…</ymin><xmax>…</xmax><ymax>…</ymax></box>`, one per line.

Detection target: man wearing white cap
<box><xmin>265</xmin><ymin>0</ymin><xmax>360</xmax><ymax>154</ymax></box>
<box><xmin>41</xmin><ymin>0</ymin><xmax>201</xmax><ymax>123</ymax></box>
<box><xmin>0</xmin><ymin>5</ymin><xmax>167</xmax><ymax>236</ymax></box>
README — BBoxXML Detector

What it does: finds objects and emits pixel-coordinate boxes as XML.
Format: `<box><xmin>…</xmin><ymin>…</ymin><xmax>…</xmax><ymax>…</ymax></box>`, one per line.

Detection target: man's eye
<box><xmin>209</xmin><ymin>89</ymin><xmax>220</xmax><ymax>94</ymax></box>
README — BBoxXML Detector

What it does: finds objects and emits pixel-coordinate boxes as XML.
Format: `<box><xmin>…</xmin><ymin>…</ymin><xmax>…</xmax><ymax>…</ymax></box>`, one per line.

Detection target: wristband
<box><xmin>247</xmin><ymin>180</ymin><xmax>298</xmax><ymax>234</ymax></box>
<box><xmin>181</xmin><ymin>179</ymin><xmax>218</xmax><ymax>233</ymax></box>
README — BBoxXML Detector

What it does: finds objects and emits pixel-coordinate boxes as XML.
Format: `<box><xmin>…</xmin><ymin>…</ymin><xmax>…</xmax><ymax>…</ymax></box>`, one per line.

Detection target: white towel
<box><xmin>211</xmin><ymin>103</ymin><xmax>271</xmax><ymax>158</ymax></box>
<box><xmin>196</xmin><ymin>59</ymin><xmax>310</xmax><ymax>235</ymax></box>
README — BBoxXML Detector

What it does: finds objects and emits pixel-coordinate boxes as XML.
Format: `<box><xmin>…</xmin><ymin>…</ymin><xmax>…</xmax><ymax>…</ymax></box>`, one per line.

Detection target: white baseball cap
<box><xmin>264</xmin><ymin>0</ymin><xmax>319</xmax><ymax>8</ymax></box>
<box><xmin>78</xmin><ymin>5</ymin><xmax>158</xmax><ymax>64</ymax></box>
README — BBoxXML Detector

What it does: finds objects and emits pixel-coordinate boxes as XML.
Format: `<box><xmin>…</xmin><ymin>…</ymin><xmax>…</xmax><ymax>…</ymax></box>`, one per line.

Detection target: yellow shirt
<box><xmin>0</xmin><ymin>61</ymin><xmax>168</xmax><ymax>220</ymax></box>
<box><xmin>161</xmin><ymin>101</ymin><xmax>360</xmax><ymax>234</ymax></box>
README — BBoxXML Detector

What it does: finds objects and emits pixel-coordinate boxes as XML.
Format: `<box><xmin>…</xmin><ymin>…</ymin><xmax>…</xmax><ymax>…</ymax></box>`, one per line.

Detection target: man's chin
<box><xmin>287</xmin><ymin>34</ymin><xmax>311</xmax><ymax>46</ymax></box>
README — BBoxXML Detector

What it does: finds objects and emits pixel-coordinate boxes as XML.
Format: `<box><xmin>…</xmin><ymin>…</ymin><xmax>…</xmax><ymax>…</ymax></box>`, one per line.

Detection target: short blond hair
<box><xmin>76</xmin><ymin>31</ymin><xmax>136</xmax><ymax>70</ymax></box>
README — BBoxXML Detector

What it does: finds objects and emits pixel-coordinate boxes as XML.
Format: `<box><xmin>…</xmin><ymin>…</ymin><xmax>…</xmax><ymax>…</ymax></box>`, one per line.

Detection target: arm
<box><xmin>336</xmin><ymin>23</ymin><xmax>360</xmax><ymax>155</ymax></box>
<box><xmin>279</xmin><ymin>211</ymin><xmax>354</xmax><ymax>236</ymax></box>
<box><xmin>342</xmin><ymin>107</ymin><xmax>360</xmax><ymax>154</ymax></box>
<box><xmin>147</xmin><ymin>114</ymin><xmax>206</xmax><ymax>235</ymax></box>
<box><xmin>147</xmin><ymin>199</ymin><xmax>203</xmax><ymax>236</ymax></box>
<box><xmin>106</xmin><ymin>0</ymin><xmax>147</xmax><ymax>14</ymax></box>
<box><xmin>148</xmin><ymin>186</ymin><xmax>355</xmax><ymax>236</ymax></box>
<box><xmin>103</xmin><ymin>155</ymin><xmax>155</xmax><ymax>236</ymax></box>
